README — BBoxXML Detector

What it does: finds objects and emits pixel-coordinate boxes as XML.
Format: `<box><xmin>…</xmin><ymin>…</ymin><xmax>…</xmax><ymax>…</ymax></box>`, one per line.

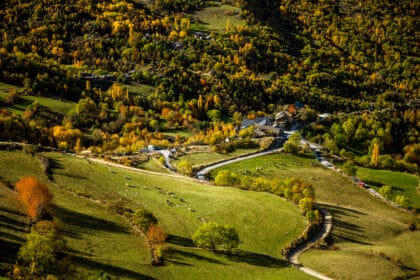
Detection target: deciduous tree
<box><xmin>371</xmin><ymin>141</ymin><xmax>380</xmax><ymax>167</ymax></box>
<box><xmin>192</xmin><ymin>222</ymin><xmax>239</xmax><ymax>252</ymax></box>
<box><xmin>147</xmin><ymin>224</ymin><xmax>167</xmax><ymax>265</ymax></box>
<box><xmin>17</xmin><ymin>220</ymin><xmax>64</xmax><ymax>277</ymax></box>
<box><xmin>15</xmin><ymin>177</ymin><xmax>53</xmax><ymax>221</ymax></box>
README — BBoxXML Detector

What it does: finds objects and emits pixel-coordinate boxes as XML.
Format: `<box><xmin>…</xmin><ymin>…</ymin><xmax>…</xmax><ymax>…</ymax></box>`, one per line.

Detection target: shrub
<box><xmin>176</xmin><ymin>160</ymin><xmax>193</xmax><ymax>176</ymax></box>
<box><xmin>395</xmin><ymin>195</ymin><xmax>409</xmax><ymax>208</ymax></box>
<box><xmin>87</xmin><ymin>272</ymin><xmax>112</xmax><ymax>280</ymax></box>
<box><xmin>342</xmin><ymin>161</ymin><xmax>358</xmax><ymax>176</ymax></box>
<box><xmin>378</xmin><ymin>185</ymin><xmax>393</xmax><ymax>200</ymax></box>
<box><xmin>158</xmin><ymin>156</ymin><xmax>165</xmax><ymax>165</ymax></box>
<box><xmin>23</xmin><ymin>144</ymin><xmax>39</xmax><ymax>156</ymax></box>
<box><xmin>214</xmin><ymin>170</ymin><xmax>239</xmax><ymax>186</ymax></box>
<box><xmin>132</xmin><ymin>209</ymin><xmax>157</xmax><ymax>232</ymax></box>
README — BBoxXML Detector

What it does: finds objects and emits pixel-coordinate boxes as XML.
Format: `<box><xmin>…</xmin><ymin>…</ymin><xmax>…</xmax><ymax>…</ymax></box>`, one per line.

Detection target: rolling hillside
<box><xmin>0</xmin><ymin>149</ymin><xmax>312</xmax><ymax>279</ymax></box>
<box><xmin>210</xmin><ymin>152</ymin><xmax>420</xmax><ymax>280</ymax></box>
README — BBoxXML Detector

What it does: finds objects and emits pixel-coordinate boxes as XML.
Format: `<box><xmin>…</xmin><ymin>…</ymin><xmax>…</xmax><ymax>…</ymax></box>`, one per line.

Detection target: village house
<box><xmin>240</xmin><ymin>102</ymin><xmax>305</xmax><ymax>137</ymax></box>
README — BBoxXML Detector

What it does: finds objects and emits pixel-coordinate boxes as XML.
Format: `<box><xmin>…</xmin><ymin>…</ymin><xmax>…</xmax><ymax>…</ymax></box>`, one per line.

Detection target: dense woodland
<box><xmin>0</xmin><ymin>0</ymin><xmax>418</xmax><ymax>171</ymax></box>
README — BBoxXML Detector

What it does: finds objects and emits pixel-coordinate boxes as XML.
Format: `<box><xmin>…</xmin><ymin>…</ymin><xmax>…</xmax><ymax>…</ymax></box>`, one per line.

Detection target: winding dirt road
<box><xmin>288</xmin><ymin>209</ymin><xmax>333</xmax><ymax>280</ymax></box>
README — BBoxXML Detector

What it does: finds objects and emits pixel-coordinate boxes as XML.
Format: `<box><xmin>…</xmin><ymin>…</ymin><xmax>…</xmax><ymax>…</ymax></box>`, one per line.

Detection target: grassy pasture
<box><xmin>192</xmin><ymin>4</ymin><xmax>244</xmax><ymax>32</ymax></box>
<box><xmin>0</xmin><ymin>150</ymin><xmax>312</xmax><ymax>279</ymax></box>
<box><xmin>0</xmin><ymin>89</ymin><xmax>74</xmax><ymax>116</ymax></box>
<box><xmin>356</xmin><ymin>167</ymin><xmax>420</xmax><ymax>209</ymax></box>
<box><xmin>162</xmin><ymin>129</ymin><xmax>193</xmax><ymax>139</ymax></box>
<box><xmin>123</xmin><ymin>83</ymin><xmax>155</xmax><ymax>97</ymax></box>
<box><xmin>210</xmin><ymin>152</ymin><xmax>419</xmax><ymax>279</ymax></box>
<box><xmin>173</xmin><ymin>148</ymin><xmax>260</xmax><ymax>167</ymax></box>
<box><xmin>135</xmin><ymin>156</ymin><xmax>173</xmax><ymax>174</ymax></box>
<box><xmin>0</xmin><ymin>182</ymin><xmax>28</xmax><ymax>275</ymax></box>
<box><xmin>0</xmin><ymin>82</ymin><xmax>22</xmax><ymax>92</ymax></box>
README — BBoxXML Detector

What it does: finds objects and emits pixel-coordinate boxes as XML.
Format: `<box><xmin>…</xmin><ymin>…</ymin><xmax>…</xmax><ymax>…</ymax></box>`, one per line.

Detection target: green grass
<box><xmin>123</xmin><ymin>84</ymin><xmax>155</xmax><ymax>97</ymax></box>
<box><xmin>162</xmin><ymin>129</ymin><xmax>193</xmax><ymax>139</ymax></box>
<box><xmin>192</xmin><ymin>4</ymin><xmax>245</xmax><ymax>32</ymax></box>
<box><xmin>0</xmin><ymin>150</ymin><xmax>312</xmax><ymax>279</ymax></box>
<box><xmin>0</xmin><ymin>82</ymin><xmax>22</xmax><ymax>92</ymax></box>
<box><xmin>0</xmin><ymin>182</ymin><xmax>28</xmax><ymax>275</ymax></box>
<box><xmin>0</xmin><ymin>92</ymin><xmax>74</xmax><ymax>115</ymax></box>
<box><xmin>173</xmin><ymin>148</ymin><xmax>260</xmax><ymax>168</ymax></box>
<box><xmin>356</xmin><ymin>167</ymin><xmax>420</xmax><ymax>209</ymax></box>
<box><xmin>210</xmin><ymin>152</ymin><xmax>419</xmax><ymax>280</ymax></box>
<box><xmin>300</xmin><ymin>249</ymin><xmax>405</xmax><ymax>280</ymax></box>
<box><xmin>136</xmin><ymin>157</ymin><xmax>173</xmax><ymax>174</ymax></box>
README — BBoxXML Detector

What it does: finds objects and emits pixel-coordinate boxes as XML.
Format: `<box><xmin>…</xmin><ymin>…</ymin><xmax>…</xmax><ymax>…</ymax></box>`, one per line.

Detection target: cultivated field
<box><xmin>0</xmin><ymin>150</ymin><xmax>312</xmax><ymax>279</ymax></box>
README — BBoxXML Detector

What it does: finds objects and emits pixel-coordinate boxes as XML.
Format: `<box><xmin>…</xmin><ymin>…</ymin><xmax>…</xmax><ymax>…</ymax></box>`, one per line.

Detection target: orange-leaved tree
<box><xmin>146</xmin><ymin>224</ymin><xmax>167</xmax><ymax>266</ymax></box>
<box><xmin>15</xmin><ymin>177</ymin><xmax>53</xmax><ymax>221</ymax></box>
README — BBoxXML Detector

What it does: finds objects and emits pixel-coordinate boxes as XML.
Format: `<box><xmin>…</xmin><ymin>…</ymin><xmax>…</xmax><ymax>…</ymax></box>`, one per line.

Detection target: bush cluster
<box><xmin>214</xmin><ymin>172</ymin><xmax>318</xmax><ymax>217</ymax></box>
<box><xmin>281</xmin><ymin>217</ymin><xmax>323</xmax><ymax>257</ymax></box>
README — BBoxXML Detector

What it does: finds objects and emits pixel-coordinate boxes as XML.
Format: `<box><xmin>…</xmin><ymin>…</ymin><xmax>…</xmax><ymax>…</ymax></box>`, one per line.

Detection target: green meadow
<box><xmin>356</xmin><ymin>167</ymin><xmax>420</xmax><ymax>209</ymax></box>
<box><xmin>173</xmin><ymin>148</ymin><xmax>260</xmax><ymax>168</ymax></box>
<box><xmin>0</xmin><ymin>81</ymin><xmax>74</xmax><ymax>116</ymax></box>
<box><xmin>0</xmin><ymin>150</ymin><xmax>312</xmax><ymax>279</ymax></box>
<box><xmin>210</xmin><ymin>152</ymin><xmax>420</xmax><ymax>280</ymax></box>
<box><xmin>192</xmin><ymin>4</ymin><xmax>245</xmax><ymax>32</ymax></box>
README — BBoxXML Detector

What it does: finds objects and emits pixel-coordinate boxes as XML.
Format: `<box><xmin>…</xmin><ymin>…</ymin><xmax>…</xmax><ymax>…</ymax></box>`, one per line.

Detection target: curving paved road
<box><xmin>196</xmin><ymin>135</ymin><xmax>289</xmax><ymax>180</ymax></box>
<box><xmin>196</xmin><ymin>148</ymin><xmax>282</xmax><ymax>180</ymax></box>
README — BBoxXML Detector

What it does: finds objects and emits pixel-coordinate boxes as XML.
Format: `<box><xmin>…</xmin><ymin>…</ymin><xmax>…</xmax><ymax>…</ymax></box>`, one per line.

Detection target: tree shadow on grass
<box><xmin>360</xmin><ymin>179</ymin><xmax>382</xmax><ymax>188</ymax></box>
<box><xmin>333</xmin><ymin>219</ymin><xmax>364</xmax><ymax>233</ymax></box>
<box><xmin>53</xmin><ymin>171</ymin><xmax>87</xmax><ymax>180</ymax></box>
<box><xmin>53</xmin><ymin>205</ymin><xmax>129</xmax><ymax>239</ymax></box>
<box><xmin>0</xmin><ymin>231</ymin><xmax>25</xmax><ymax>243</ymax></box>
<box><xmin>0</xmin><ymin>239</ymin><xmax>21</xmax><ymax>275</ymax></box>
<box><xmin>49</xmin><ymin>157</ymin><xmax>64</xmax><ymax>171</ymax></box>
<box><xmin>50</xmin><ymin>158</ymin><xmax>87</xmax><ymax>180</ymax></box>
<box><xmin>317</xmin><ymin>203</ymin><xmax>366</xmax><ymax>217</ymax></box>
<box><xmin>165</xmin><ymin>247</ymin><xmax>225</xmax><ymax>266</ymax></box>
<box><xmin>167</xmin><ymin>234</ymin><xmax>194</xmax><ymax>247</ymax></box>
<box><xmin>0</xmin><ymin>206</ymin><xmax>26</xmax><ymax>217</ymax></box>
<box><xmin>0</xmin><ymin>206</ymin><xmax>28</xmax><ymax>266</ymax></box>
<box><xmin>316</xmin><ymin>204</ymin><xmax>373</xmax><ymax>245</ymax></box>
<box><xmin>0</xmin><ymin>214</ymin><xmax>28</xmax><ymax>230</ymax></box>
<box><xmin>361</xmin><ymin>180</ymin><xmax>406</xmax><ymax>193</ymax></box>
<box><xmin>337</xmin><ymin>235</ymin><xmax>372</xmax><ymax>245</ymax></box>
<box><xmin>216</xmin><ymin>250</ymin><xmax>289</xmax><ymax>268</ymax></box>
<box><xmin>72</xmin><ymin>256</ymin><xmax>156</xmax><ymax>280</ymax></box>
